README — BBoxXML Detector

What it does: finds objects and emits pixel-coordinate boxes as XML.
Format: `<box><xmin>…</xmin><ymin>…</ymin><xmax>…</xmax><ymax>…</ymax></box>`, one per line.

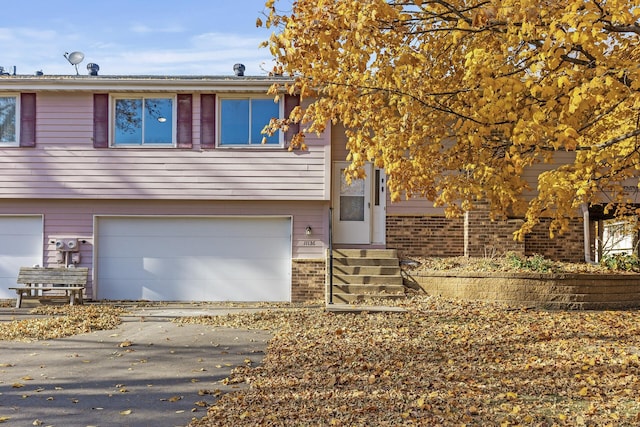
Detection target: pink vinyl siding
<box><xmin>0</xmin><ymin>93</ymin><xmax>330</xmax><ymax>201</ymax></box>
<box><xmin>36</xmin><ymin>93</ymin><xmax>93</xmax><ymax>146</ymax></box>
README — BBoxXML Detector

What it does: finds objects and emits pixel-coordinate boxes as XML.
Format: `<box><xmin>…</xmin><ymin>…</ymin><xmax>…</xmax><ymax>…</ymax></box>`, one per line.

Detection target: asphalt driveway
<box><xmin>0</xmin><ymin>304</ymin><xmax>272</xmax><ymax>427</ymax></box>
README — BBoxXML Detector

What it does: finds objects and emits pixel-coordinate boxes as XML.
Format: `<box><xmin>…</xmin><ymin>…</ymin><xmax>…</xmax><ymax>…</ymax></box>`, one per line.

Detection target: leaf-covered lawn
<box><xmin>184</xmin><ymin>297</ymin><xmax>640</xmax><ymax>426</ymax></box>
<box><xmin>0</xmin><ymin>305</ymin><xmax>123</xmax><ymax>341</ymax></box>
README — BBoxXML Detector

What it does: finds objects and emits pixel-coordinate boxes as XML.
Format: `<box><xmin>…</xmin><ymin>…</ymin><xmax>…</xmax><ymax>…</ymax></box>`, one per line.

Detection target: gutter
<box><xmin>0</xmin><ymin>75</ymin><xmax>294</xmax><ymax>93</ymax></box>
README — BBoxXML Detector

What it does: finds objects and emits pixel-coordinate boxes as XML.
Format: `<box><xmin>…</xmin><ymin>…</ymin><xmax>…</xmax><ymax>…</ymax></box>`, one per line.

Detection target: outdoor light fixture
<box><xmin>305</xmin><ymin>226</ymin><xmax>312</xmax><ymax>235</ymax></box>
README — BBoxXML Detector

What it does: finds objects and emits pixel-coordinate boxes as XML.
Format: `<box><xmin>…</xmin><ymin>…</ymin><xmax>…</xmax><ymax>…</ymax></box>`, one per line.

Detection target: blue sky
<box><xmin>0</xmin><ymin>0</ymin><xmax>290</xmax><ymax>76</ymax></box>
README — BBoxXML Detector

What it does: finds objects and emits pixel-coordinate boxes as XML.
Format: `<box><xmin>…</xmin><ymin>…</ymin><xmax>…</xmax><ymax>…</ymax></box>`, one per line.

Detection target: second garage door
<box><xmin>96</xmin><ymin>216</ymin><xmax>292</xmax><ymax>302</ymax></box>
<box><xmin>0</xmin><ymin>216</ymin><xmax>43</xmax><ymax>299</ymax></box>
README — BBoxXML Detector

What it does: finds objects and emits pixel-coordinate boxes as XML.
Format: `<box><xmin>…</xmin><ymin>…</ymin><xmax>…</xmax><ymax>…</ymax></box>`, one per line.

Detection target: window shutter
<box><xmin>177</xmin><ymin>94</ymin><xmax>193</xmax><ymax>149</ymax></box>
<box><xmin>19</xmin><ymin>93</ymin><xmax>36</xmax><ymax>147</ymax></box>
<box><xmin>200</xmin><ymin>94</ymin><xmax>216</xmax><ymax>149</ymax></box>
<box><xmin>93</xmin><ymin>94</ymin><xmax>109</xmax><ymax>148</ymax></box>
<box><xmin>284</xmin><ymin>94</ymin><xmax>300</xmax><ymax>143</ymax></box>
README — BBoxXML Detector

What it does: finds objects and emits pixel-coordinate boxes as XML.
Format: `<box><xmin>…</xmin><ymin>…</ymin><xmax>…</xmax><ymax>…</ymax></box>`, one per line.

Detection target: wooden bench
<box><xmin>9</xmin><ymin>267</ymin><xmax>88</xmax><ymax>308</ymax></box>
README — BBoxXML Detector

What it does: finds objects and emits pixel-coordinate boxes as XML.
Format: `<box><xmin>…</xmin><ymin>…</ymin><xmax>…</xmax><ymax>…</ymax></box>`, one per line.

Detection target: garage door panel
<box><xmin>97</xmin><ymin>217</ymin><xmax>291</xmax><ymax>302</ymax></box>
<box><xmin>0</xmin><ymin>216</ymin><xmax>42</xmax><ymax>298</ymax></box>
<box><xmin>100</xmin><ymin>218</ymin><xmax>286</xmax><ymax>237</ymax></box>
<box><xmin>99</xmin><ymin>256</ymin><xmax>288</xmax><ymax>281</ymax></box>
<box><xmin>100</xmin><ymin>236</ymin><xmax>287</xmax><ymax>258</ymax></box>
<box><xmin>100</xmin><ymin>277</ymin><xmax>289</xmax><ymax>302</ymax></box>
<box><xmin>141</xmin><ymin>257</ymin><xmax>289</xmax><ymax>280</ymax></box>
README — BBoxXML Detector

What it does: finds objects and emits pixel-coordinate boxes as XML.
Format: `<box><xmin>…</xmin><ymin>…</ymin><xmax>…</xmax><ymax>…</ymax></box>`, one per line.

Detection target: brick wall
<box><xmin>464</xmin><ymin>207</ymin><xmax>525</xmax><ymax>257</ymax></box>
<box><xmin>291</xmin><ymin>259</ymin><xmax>326</xmax><ymax>302</ymax></box>
<box><xmin>524</xmin><ymin>218</ymin><xmax>593</xmax><ymax>262</ymax></box>
<box><xmin>386</xmin><ymin>215</ymin><xmax>464</xmax><ymax>258</ymax></box>
<box><xmin>386</xmin><ymin>211</ymin><xmax>591</xmax><ymax>263</ymax></box>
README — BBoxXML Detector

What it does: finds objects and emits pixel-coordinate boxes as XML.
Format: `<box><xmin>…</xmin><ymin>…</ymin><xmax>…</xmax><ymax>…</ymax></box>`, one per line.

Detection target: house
<box><xmin>0</xmin><ymin>70</ymin><xmax>613</xmax><ymax>304</ymax></box>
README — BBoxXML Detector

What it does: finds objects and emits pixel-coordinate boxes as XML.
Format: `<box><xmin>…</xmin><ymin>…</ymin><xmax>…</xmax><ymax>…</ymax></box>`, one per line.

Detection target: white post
<box><xmin>581</xmin><ymin>203</ymin><xmax>592</xmax><ymax>263</ymax></box>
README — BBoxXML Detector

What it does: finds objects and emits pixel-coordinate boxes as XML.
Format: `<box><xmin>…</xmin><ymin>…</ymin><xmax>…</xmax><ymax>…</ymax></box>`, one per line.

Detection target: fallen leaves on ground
<box><xmin>182</xmin><ymin>296</ymin><xmax>640</xmax><ymax>426</ymax></box>
<box><xmin>405</xmin><ymin>255</ymin><xmax>616</xmax><ymax>275</ymax></box>
<box><xmin>0</xmin><ymin>305</ymin><xmax>124</xmax><ymax>341</ymax></box>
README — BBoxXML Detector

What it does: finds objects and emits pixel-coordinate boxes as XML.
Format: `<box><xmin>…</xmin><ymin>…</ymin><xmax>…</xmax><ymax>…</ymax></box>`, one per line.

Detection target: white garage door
<box><xmin>0</xmin><ymin>216</ymin><xmax>43</xmax><ymax>299</ymax></box>
<box><xmin>96</xmin><ymin>216</ymin><xmax>292</xmax><ymax>302</ymax></box>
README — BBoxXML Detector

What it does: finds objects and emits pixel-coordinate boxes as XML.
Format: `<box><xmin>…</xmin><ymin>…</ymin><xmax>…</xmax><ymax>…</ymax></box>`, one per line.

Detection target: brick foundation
<box><xmin>386</xmin><ymin>215</ymin><xmax>464</xmax><ymax>259</ymax></box>
<box><xmin>465</xmin><ymin>208</ymin><xmax>525</xmax><ymax>257</ymax></box>
<box><xmin>291</xmin><ymin>259</ymin><xmax>326</xmax><ymax>302</ymax></box>
<box><xmin>386</xmin><ymin>211</ymin><xmax>589</xmax><ymax>263</ymax></box>
<box><xmin>525</xmin><ymin>218</ymin><xmax>594</xmax><ymax>263</ymax></box>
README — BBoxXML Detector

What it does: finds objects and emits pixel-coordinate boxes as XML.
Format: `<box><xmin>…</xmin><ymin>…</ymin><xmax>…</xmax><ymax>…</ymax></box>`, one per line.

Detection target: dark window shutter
<box><xmin>177</xmin><ymin>94</ymin><xmax>193</xmax><ymax>149</ymax></box>
<box><xmin>200</xmin><ymin>94</ymin><xmax>216</xmax><ymax>149</ymax></box>
<box><xmin>20</xmin><ymin>93</ymin><xmax>36</xmax><ymax>147</ymax></box>
<box><xmin>284</xmin><ymin>94</ymin><xmax>300</xmax><ymax>143</ymax></box>
<box><xmin>93</xmin><ymin>94</ymin><xmax>109</xmax><ymax>148</ymax></box>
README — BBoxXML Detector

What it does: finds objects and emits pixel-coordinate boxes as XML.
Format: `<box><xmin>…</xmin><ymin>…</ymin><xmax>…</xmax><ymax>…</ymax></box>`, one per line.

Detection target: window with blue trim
<box><xmin>113</xmin><ymin>97</ymin><xmax>174</xmax><ymax>146</ymax></box>
<box><xmin>219</xmin><ymin>97</ymin><xmax>281</xmax><ymax>146</ymax></box>
<box><xmin>0</xmin><ymin>95</ymin><xmax>17</xmax><ymax>145</ymax></box>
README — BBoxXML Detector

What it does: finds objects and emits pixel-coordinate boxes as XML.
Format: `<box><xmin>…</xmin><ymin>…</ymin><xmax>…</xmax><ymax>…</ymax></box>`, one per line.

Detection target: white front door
<box><xmin>333</xmin><ymin>162</ymin><xmax>372</xmax><ymax>244</ymax></box>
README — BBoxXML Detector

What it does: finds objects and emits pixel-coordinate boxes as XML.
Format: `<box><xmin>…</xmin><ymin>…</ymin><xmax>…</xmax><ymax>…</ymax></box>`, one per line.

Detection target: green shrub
<box><xmin>506</xmin><ymin>252</ymin><xmax>555</xmax><ymax>273</ymax></box>
<box><xmin>600</xmin><ymin>253</ymin><xmax>640</xmax><ymax>272</ymax></box>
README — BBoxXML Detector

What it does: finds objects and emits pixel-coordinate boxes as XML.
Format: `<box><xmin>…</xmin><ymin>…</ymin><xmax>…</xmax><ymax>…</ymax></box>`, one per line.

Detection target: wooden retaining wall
<box><xmin>405</xmin><ymin>272</ymin><xmax>640</xmax><ymax>309</ymax></box>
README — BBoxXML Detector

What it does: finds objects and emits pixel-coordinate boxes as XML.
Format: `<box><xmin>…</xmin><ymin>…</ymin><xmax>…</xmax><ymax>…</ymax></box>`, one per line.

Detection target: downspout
<box><xmin>581</xmin><ymin>203</ymin><xmax>592</xmax><ymax>263</ymax></box>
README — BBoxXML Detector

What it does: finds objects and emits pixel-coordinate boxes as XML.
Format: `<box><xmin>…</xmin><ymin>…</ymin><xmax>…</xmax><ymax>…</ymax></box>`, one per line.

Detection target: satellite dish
<box><xmin>64</xmin><ymin>51</ymin><xmax>85</xmax><ymax>74</ymax></box>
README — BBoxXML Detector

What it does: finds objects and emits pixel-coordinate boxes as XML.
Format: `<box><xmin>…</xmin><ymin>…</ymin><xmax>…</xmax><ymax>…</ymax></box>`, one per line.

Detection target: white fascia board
<box><xmin>0</xmin><ymin>75</ymin><xmax>294</xmax><ymax>93</ymax></box>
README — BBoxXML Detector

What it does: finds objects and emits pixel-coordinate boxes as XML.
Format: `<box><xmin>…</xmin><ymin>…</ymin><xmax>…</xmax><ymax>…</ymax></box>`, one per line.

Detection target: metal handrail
<box><xmin>328</xmin><ymin>207</ymin><xmax>334</xmax><ymax>304</ymax></box>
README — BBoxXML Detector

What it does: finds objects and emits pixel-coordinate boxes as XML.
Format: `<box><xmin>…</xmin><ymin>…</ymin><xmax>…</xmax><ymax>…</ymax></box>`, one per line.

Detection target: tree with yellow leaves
<box><xmin>260</xmin><ymin>0</ymin><xmax>639</xmax><ymax>238</ymax></box>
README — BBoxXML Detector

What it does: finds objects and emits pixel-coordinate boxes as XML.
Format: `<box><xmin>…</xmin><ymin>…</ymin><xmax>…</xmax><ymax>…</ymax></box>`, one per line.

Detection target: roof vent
<box><xmin>87</xmin><ymin>63</ymin><xmax>99</xmax><ymax>76</ymax></box>
<box><xmin>233</xmin><ymin>63</ymin><xmax>245</xmax><ymax>76</ymax></box>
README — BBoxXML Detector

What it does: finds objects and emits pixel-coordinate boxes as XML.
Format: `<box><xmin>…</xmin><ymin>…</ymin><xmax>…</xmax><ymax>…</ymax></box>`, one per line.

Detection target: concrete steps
<box><xmin>328</xmin><ymin>249</ymin><xmax>406</xmax><ymax>304</ymax></box>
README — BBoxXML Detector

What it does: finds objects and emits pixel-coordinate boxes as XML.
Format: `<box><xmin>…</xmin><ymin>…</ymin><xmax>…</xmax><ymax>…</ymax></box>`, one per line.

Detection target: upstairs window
<box><xmin>0</xmin><ymin>95</ymin><xmax>17</xmax><ymax>145</ymax></box>
<box><xmin>219</xmin><ymin>97</ymin><xmax>282</xmax><ymax>147</ymax></box>
<box><xmin>113</xmin><ymin>96</ymin><xmax>174</xmax><ymax>146</ymax></box>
